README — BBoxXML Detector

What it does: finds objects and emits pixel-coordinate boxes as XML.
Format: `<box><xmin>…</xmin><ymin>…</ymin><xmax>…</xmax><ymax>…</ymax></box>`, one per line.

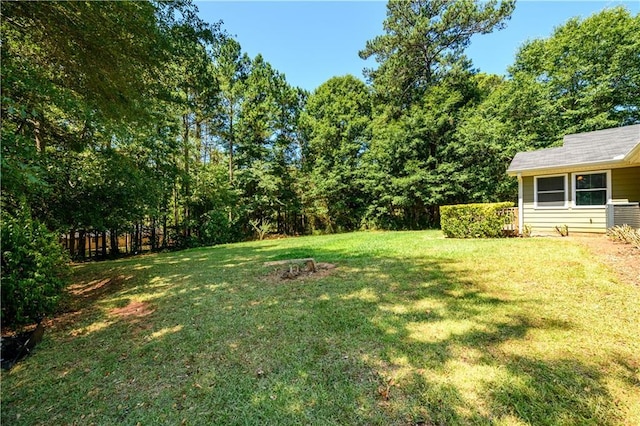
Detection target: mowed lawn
<box><xmin>2</xmin><ymin>231</ymin><xmax>639</xmax><ymax>425</ymax></box>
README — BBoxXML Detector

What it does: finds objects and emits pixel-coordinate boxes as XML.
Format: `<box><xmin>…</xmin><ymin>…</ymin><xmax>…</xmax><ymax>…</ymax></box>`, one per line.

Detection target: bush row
<box><xmin>440</xmin><ymin>202</ymin><xmax>515</xmax><ymax>238</ymax></box>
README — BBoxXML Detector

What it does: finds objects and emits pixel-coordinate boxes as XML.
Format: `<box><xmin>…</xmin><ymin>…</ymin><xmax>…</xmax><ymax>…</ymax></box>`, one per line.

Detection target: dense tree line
<box><xmin>1</xmin><ymin>1</ymin><xmax>638</xmax><ymax>322</ymax></box>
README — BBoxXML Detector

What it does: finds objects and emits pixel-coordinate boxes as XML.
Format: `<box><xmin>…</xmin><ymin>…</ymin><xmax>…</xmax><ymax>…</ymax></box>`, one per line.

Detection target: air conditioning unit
<box><xmin>606</xmin><ymin>202</ymin><xmax>640</xmax><ymax>229</ymax></box>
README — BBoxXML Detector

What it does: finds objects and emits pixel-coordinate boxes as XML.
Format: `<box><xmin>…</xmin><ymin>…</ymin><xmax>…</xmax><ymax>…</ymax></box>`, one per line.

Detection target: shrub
<box><xmin>1</xmin><ymin>204</ymin><xmax>69</xmax><ymax>325</ymax></box>
<box><xmin>440</xmin><ymin>202</ymin><xmax>515</xmax><ymax>238</ymax></box>
<box><xmin>249</xmin><ymin>219</ymin><xmax>275</xmax><ymax>241</ymax></box>
<box><xmin>197</xmin><ymin>210</ymin><xmax>236</xmax><ymax>246</ymax></box>
<box><xmin>607</xmin><ymin>225</ymin><xmax>640</xmax><ymax>249</ymax></box>
<box><xmin>555</xmin><ymin>224</ymin><xmax>569</xmax><ymax>237</ymax></box>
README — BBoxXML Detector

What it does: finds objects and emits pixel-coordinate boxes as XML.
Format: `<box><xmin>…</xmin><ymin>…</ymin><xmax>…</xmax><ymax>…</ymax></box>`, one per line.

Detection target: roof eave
<box><xmin>507</xmin><ymin>157</ymin><xmax>635</xmax><ymax>177</ymax></box>
<box><xmin>626</xmin><ymin>141</ymin><xmax>640</xmax><ymax>163</ymax></box>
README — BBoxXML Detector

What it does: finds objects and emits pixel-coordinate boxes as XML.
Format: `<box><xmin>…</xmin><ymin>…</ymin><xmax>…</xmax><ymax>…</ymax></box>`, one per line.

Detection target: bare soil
<box><xmin>569</xmin><ymin>234</ymin><xmax>640</xmax><ymax>287</ymax></box>
<box><xmin>109</xmin><ymin>301</ymin><xmax>155</xmax><ymax>319</ymax></box>
<box><xmin>262</xmin><ymin>262</ymin><xmax>337</xmax><ymax>283</ymax></box>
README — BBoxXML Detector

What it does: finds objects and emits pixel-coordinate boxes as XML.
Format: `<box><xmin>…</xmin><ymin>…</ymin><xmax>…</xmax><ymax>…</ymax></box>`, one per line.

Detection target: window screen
<box><xmin>536</xmin><ymin>176</ymin><xmax>565</xmax><ymax>207</ymax></box>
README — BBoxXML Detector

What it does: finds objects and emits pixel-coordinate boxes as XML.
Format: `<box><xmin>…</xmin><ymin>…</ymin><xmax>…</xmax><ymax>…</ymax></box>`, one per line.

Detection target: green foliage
<box><xmin>440</xmin><ymin>202</ymin><xmax>514</xmax><ymax>238</ymax></box>
<box><xmin>445</xmin><ymin>7</ymin><xmax>640</xmax><ymax>209</ymax></box>
<box><xmin>607</xmin><ymin>225</ymin><xmax>640</xmax><ymax>249</ymax></box>
<box><xmin>1</xmin><ymin>203</ymin><xmax>69</xmax><ymax>325</ymax></box>
<box><xmin>2</xmin><ymin>0</ymin><xmax>636</xmax><ymax>266</ymax></box>
<box><xmin>451</xmin><ymin>74</ymin><xmax>522</xmax><ymax>202</ymax></box>
<box><xmin>34</xmin><ymin>149</ymin><xmax>158</xmax><ymax>234</ymax></box>
<box><xmin>196</xmin><ymin>210</ymin><xmax>236</xmax><ymax>246</ymax></box>
<box><xmin>2</xmin><ymin>2</ymin><xmax>159</xmax><ymax>122</ymax></box>
<box><xmin>509</xmin><ymin>6</ymin><xmax>640</xmax><ymax>138</ymax></box>
<box><xmin>363</xmin><ymin>70</ymin><xmax>482</xmax><ymax>229</ymax></box>
<box><xmin>249</xmin><ymin>219</ymin><xmax>275</xmax><ymax>240</ymax></box>
<box><xmin>300</xmin><ymin>75</ymin><xmax>372</xmax><ymax>232</ymax></box>
<box><xmin>360</xmin><ymin>0</ymin><xmax>515</xmax><ymax>106</ymax></box>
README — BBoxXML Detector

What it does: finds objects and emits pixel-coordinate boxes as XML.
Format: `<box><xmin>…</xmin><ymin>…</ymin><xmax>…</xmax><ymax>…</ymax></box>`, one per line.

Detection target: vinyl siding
<box><xmin>611</xmin><ymin>166</ymin><xmax>640</xmax><ymax>202</ymax></box>
<box><xmin>522</xmin><ymin>175</ymin><xmax>607</xmax><ymax>233</ymax></box>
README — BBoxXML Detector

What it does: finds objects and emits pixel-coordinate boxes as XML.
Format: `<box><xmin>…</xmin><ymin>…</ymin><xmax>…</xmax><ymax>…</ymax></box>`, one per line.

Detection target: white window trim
<box><xmin>571</xmin><ymin>170</ymin><xmax>611</xmax><ymax>209</ymax></box>
<box><xmin>534</xmin><ymin>173</ymin><xmax>568</xmax><ymax>209</ymax></box>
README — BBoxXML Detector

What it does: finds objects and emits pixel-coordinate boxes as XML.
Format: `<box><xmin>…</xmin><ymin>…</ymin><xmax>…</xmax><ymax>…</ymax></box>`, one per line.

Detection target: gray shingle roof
<box><xmin>507</xmin><ymin>124</ymin><xmax>640</xmax><ymax>174</ymax></box>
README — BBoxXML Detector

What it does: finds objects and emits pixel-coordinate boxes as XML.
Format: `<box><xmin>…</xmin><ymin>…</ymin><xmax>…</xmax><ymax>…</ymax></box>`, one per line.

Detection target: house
<box><xmin>507</xmin><ymin>124</ymin><xmax>640</xmax><ymax>234</ymax></box>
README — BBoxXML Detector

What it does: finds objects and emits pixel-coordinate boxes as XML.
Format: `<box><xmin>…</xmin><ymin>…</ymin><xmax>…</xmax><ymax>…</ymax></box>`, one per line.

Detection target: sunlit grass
<box><xmin>2</xmin><ymin>231</ymin><xmax>639</xmax><ymax>425</ymax></box>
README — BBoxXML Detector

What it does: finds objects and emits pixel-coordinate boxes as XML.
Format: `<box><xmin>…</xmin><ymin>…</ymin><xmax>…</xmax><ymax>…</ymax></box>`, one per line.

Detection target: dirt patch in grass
<box><xmin>41</xmin><ymin>274</ymin><xmax>136</xmax><ymax>331</ymax></box>
<box><xmin>262</xmin><ymin>262</ymin><xmax>337</xmax><ymax>283</ymax></box>
<box><xmin>67</xmin><ymin>274</ymin><xmax>133</xmax><ymax>302</ymax></box>
<box><xmin>109</xmin><ymin>301</ymin><xmax>155</xmax><ymax>319</ymax></box>
<box><xmin>2</xmin><ymin>275</ymin><xmax>136</xmax><ymax>336</ymax></box>
<box><xmin>570</xmin><ymin>234</ymin><xmax>640</xmax><ymax>286</ymax></box>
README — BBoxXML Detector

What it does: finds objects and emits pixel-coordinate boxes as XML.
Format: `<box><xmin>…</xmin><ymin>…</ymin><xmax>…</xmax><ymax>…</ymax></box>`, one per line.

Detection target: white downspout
<box><xmin>517</xmin><ymin>173</ymin><xmax>524</xmax><ymax>234</ymax></box>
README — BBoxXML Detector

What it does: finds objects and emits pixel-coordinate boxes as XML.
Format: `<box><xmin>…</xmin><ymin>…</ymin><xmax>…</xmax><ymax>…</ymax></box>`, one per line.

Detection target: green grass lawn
<box><xmin>2</xmin><ymin>231</ymin><xmax>639</xmax><ymax>425</ymax></box>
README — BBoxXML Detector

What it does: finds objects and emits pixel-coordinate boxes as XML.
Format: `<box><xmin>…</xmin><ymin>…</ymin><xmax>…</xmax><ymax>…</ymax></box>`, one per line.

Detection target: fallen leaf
<box><xmin>377</xmin><ymin>385</ymin><xmax>390</xmax><ymax>401</ymax></box>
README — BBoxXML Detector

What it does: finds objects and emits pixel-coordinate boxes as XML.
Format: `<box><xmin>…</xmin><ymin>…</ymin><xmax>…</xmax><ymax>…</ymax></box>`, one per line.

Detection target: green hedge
<box><xmin>440</xmin><ymin>202</ymin><xmax>515</xmax><ymax>238</ymax></box>
<box><xmin>1</xmin><ymin>204</ymin><xmax>69</xmax><ymax>325</ymax></box>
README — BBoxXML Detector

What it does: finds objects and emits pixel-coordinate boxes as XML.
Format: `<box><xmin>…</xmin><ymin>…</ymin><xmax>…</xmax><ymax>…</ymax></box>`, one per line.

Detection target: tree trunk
<box><xmin>78</xmin><ymin>230</ymin><xmax>86</xmax><ymax>259</ymax></box>
<box><xmin>277</xmin><ymin>207</ymin><xmax>282</xmax><ymax>234</ymax></box>
<box><xmin>102</xmin><ymin>230</ymin><xmax>107</xmax><ymax>258</ymax></box>
<box><xmin>427</xmin><ymin>205</ymin><xmax>439</xmax><ymax>228</ymax></box>
<box><xmin>183</xmin><ymin>114</ymin><xmax>191</xmax><ymax>238</ymax></box>
<box><xmin>228</xmin><ymin>107</ymin><xmax>234</xmax><ymax>184</ymax></box>
<box><xmin>196</xmin><ymin>120</ymin><xmax>203</xmax><ymax>164</ymax></box>
<box><xmin>173</xmin><ymin>182</ymin><xmax>179</xmax><ymax>230</ymax></box>
<box><xmin>69</xmin><ymin>229</ymin><xmax>76</xmax><ymax>259</ymax></box>
<box><xmin>228</xmin><ymin>105</ymin><xmax>235</xmax><ymax>224</ymax></box>
<box><xmin>133</xmin><ymin>223</ymin><xmax>140</xmax><ymax>253</ymax></box>
<box><xmin>151</xmin><ymin>217</ymin><xmax>157</xmax><ymax>251</ymax></box>
<box><xmin>162</xmin><ymin>214</ymin><xmax>167</xmax><ymax>249</ymax></box>
<box><xmin>110</xmin><ymin>229</ymin><xmax>119</xmax><ymax>256</ymax></box>
<box><xmin>34</xmin><ymin>119</ymin><xmax>44</xmax><ymax>152</ymax></box>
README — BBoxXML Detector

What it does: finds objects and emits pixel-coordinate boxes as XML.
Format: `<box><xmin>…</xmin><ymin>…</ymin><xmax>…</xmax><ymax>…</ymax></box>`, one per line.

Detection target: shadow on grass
<box><xmin>1</xmin><ymin>236</ymin><xmax>630</xmax><ymax>425</ymax></box>
<box><xmin>489</xmin><ymin>356</ymin><xmax>614</xmax><ymax>425</ymax></box>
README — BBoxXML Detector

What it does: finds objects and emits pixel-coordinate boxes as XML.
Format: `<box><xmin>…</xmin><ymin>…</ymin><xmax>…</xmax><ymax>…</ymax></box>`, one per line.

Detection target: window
<box><xmin>535</xmin><ymin>175</ymin><xmax>567</xmax><ymax>208</ymax></box>
<box><xmin>573</xmin><ymin>171</ymin><xmax>609</xmax><ymax>206</ymax></box>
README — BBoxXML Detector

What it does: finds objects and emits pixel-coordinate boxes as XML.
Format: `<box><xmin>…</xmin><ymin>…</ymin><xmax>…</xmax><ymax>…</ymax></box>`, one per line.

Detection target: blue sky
<box><xmin>195</xmin><ymin>1</ymin><xmax>639</xmax><ymax>92</ymax></box>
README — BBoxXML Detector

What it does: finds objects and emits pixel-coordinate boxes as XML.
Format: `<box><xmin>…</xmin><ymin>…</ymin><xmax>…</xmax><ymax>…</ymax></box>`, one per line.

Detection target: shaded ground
<box><xmin>46</xmin><ymin>273</ymin><xmax>135</xmax><ymax>333</ymax></box>
<box><xmin>570</xmin><ymin>234</ymin><xmax>640</xmax><ymax>287</ymax></box>
<box><xmin>1</xmin><ymin>273</ymin><xmax>135</xmax><ymax>337</ymax></box>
